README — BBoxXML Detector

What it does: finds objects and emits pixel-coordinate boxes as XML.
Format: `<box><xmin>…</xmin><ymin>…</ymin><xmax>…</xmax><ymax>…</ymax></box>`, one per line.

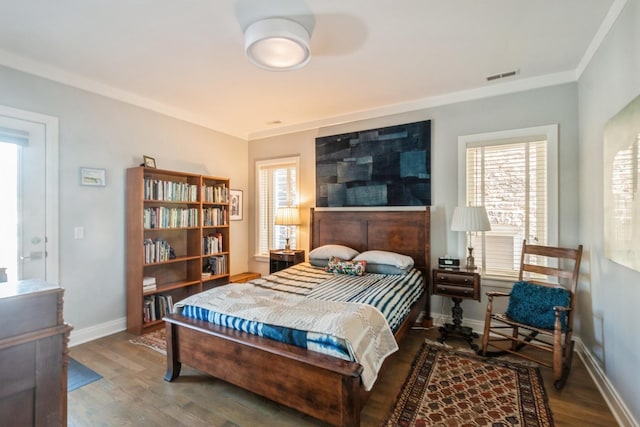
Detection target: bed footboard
<box><xmin>163</xmin><ymin>313</ymin><xmax>364</xmax><ymax>427</ymax></box>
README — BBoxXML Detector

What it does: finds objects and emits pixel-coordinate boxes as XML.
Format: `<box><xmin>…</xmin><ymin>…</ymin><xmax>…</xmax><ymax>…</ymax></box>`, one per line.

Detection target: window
<box><xmin>458</xmin><ymin>125</ymin><xmax>558</xmax><ymax>278</ymax></box>
<box><xmin>255</xmin><ymin>156</ymin><xmax>300</xmax><ymax>257</ymax></box>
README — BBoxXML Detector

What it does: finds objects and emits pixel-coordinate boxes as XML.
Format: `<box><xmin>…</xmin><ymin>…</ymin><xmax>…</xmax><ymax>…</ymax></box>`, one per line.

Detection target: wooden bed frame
<box><xmin>163</xmin><ymin>208</ymin><xmax>431</xmax><ymax>426</ymax></box>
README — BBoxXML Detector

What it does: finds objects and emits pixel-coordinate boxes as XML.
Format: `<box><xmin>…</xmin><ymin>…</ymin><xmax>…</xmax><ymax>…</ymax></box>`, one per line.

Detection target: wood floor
<box><xmin>67</xmin><ymin>327</ymin><xmax>619</xmax><ymax>426</ymax></box>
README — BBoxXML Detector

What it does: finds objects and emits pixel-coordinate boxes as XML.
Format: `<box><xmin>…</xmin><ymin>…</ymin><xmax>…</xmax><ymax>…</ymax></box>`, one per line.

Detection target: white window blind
<box><xmin>460</xmin><ymin>125</ymin><xmax>558</xmax><ymax>279</ymax></box>
<box><xmin>256</xmin><ymin>157</ymin><xmax>299</xmax><ymax>256</ymax></box>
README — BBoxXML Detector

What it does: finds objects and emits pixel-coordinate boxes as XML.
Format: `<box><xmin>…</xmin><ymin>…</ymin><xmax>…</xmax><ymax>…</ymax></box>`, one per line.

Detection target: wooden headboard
<box><xmin>310</xmin><ymin>208</ymin><xmax>431</xmax><ymax>275</ymax></box>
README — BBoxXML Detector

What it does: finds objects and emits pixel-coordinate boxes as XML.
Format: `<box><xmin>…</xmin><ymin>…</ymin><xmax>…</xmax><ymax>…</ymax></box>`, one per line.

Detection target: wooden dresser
<box><xmin>0</xmin><ymin>280</ymin><xmax>72</xmax><ymax>426</ymax></box>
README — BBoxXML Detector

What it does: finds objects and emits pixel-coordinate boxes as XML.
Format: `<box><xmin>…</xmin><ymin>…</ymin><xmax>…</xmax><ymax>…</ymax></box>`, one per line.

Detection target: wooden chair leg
<box><xmin>481</xmin><ymin>297</ymin><xmax>494</xmax><ymax>355</ymax></box>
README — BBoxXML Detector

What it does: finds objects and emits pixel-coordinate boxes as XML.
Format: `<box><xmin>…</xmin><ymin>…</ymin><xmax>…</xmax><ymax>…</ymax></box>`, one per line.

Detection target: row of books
<box><xmin>143</xmin><ymin>276</ymin><xmax>156</xmax><ymax>293</ymax></box>
<box><xmin>203</xmin><ymin>207</ymin><xmax>227</xmax><ymax>226</ymax></box>
<box><xmin>143</xmin><ymin>207</ymin><xmax>199</xmax><ymax>229</ymax></box>
<box><xmin>203</xmin><ymin>233</ymin><xmax>224</xmax><ymax>255</ymax></box>
<box><xmin>144</xmin><ymin>178</ymin><xmax>199</xmax><ymax>202</ymax></box>
<box><xmin>203</xmin><ymin>183</ymin><xmax>228</xmax><ymax>204</ymax></box>
<box><xmin>143</xmin><ymin>238</ymin><xmax>175</xmax><ymax>264</ymax></box>
<box><xmin>204</xmin><ymin>254</ymin><xmax>227</xmax><ymax>276</ymax></box>
<box><xmin>143</xmin><ymin>294</ymin><xmax>174</xmax><ymax>323</ymax></box>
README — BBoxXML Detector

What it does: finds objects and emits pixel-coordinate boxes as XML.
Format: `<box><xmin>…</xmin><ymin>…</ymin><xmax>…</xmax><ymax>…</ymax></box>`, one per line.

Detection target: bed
<box><xmin>163</xmin><ymin>208</ymin><xmax>431</xmax><ymax>426</ymax></box>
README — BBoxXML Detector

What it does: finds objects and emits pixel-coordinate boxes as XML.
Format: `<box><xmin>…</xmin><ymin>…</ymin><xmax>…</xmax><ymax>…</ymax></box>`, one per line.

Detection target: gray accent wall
<box><xmin>578</xmin><ymin>0</ymin><xmax>640</xmax><ymax>422</ymax></box>
<box><xmin>0</xmin><ymin>65</ymin><xmax>249</xmax><ymax>333</ymax></box>
<box><xmin>249</xmin><ymin>83</ymin><xmax>580</xmax><ymax>325</ymax></box>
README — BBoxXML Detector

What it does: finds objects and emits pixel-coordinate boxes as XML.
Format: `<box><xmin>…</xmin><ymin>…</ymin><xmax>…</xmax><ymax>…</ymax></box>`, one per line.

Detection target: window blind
<box><xmin>0</xmin><ymin>126</ymin><xmax>29</xmax><ymax>146</ymax></box>
<box><xmin>465</xmin><ymin>139</ymin><xmax>547</xmax><ymax>277</ymax></box>
<box><xmin>256</xmin><ymin>157</ymin><xmax>299</xmax><ymax>256</ymax></box>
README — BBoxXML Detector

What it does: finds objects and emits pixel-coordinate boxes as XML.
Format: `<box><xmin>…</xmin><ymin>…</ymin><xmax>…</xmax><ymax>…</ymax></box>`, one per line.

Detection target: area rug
<box><xmin>128</xmin><ymin>328</ymin><xmax>166</xmax><ymax>355</ymax></box>
<box><xmin>384</xmin><ymin>343</ymin><xmax>554</xmax><ymax>427</ymax></box>
<box><xmin>68</xmin><ymin>357</ymin><xmax>102</xmax><ymax>392</ymax></box>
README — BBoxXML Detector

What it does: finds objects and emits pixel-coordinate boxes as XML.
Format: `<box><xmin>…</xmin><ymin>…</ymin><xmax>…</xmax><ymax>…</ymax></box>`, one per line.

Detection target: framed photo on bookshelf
<box><xmin>230</xmin><ymin>189</ymin><xmax>243</xmax><ymax>221</ymax></box>
<box><xmin>143</xmin><ymin>155</ymin><xmax>157</xmax><ymax>168</ymax></box>
<box><xmin>79</xmin><ymin>167</ymin><xmax>106</xmax><ymax>187</ymax></box>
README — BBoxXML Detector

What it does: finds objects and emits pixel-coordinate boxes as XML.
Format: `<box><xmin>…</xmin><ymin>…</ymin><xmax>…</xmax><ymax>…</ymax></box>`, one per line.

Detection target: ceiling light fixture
<box><xmin>244</xmin><ymin>18</ymin><xmax>311</xmax><ymax>71</ymax></box>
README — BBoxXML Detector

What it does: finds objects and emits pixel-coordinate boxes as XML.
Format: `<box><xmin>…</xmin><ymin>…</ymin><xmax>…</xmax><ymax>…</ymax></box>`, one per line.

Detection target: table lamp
<box><xmin>451</xmin><ymin>206</ymin><xmax>491</xmax><ymax>270</ymax></box>
<box><xmin>274</xmin><ymin>207</ymin><xmax>301</xmax><ymax>252</ymax></box>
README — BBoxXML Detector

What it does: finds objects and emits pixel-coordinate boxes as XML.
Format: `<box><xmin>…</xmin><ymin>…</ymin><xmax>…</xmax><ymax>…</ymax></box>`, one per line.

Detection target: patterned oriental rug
<box><xmin>129</xmin><ymin>328</ymin><xmax>166</xmax><ymax>355</ymax></box>
<box><xmin>384</xmin><ymin>343</ymin><xmax>554</xmax><ymax>427</ymax></box>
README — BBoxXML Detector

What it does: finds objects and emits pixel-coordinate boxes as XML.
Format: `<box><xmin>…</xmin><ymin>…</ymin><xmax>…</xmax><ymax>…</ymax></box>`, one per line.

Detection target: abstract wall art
<box><xmin>316</xmin><ymin>120</ymin><xmax>431</xmax><ymax>207</ymax></box>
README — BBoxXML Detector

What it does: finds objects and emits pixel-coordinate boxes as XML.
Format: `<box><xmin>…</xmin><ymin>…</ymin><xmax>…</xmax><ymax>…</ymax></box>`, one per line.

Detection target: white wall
<box><xmin>578</xmin><ymin>0</ymin><xmax>640</xmax><ymax>422</ymax></box>
<box><xmin>0</xmin><ymin>65</ymin><xmax>249</xmax><ymax>336</ymax></box>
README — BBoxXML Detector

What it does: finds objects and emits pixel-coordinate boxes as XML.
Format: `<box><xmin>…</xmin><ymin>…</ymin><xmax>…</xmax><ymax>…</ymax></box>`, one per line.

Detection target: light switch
<box><xmin>74</xmin><ymin>226</ymin><xmax>84</xmax><ymax>240</ymax></box>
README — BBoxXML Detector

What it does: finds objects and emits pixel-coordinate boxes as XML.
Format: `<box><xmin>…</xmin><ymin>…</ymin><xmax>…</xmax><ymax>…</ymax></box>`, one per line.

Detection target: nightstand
<box><xmin>269</xmin><ymin>250</ymin><xmax>305</xmax><ymax>273</ymax></box>
<box><xmin>432</xmin><ymin>268</ymin><xmax>481</xmax><ymax>351</ymax></box>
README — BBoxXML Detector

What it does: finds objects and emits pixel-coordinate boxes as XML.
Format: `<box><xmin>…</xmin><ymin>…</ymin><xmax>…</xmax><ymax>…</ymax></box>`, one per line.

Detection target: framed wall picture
<box><xmin>80</xmin><ymin>167</ymin><xmax>106</xmax><ymax>187</ymax></box>
<box><xmin>143</xmin><ymin>155</ymin><xmax>156</xmax><ymax>168</ymax></box>
<box><xmin>230</xmin><ymin>189</ymin><xmax>243</xmax><ymax>221</ymax></box>
<box><xmin>604</xmin><ymin>93</ymin><xmax>640</xmax><ymax>272</ymax></box>
<box><xmin>315</xmin><ymin>120</ymin><xmax>431</xmax><ymax>207</ymax></box>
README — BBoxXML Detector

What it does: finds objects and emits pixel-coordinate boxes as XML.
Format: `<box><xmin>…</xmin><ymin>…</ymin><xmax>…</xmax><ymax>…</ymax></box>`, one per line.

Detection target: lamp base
<box><xmin>283</xmin><ymin>237</ymin><xmax>292</xmax><ymax>253</ymax></box>
<box><xmin>465</xmin><ymin>247</ymin><xmax>476</xmax><ymax>270</ymax></box>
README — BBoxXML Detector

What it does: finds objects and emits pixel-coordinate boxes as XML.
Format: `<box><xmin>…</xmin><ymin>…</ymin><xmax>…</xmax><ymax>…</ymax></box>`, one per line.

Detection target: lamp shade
<box><xmin>244</xmin><ymin>18</ymin><xmax>311</xmax><ymax>71</ymax></box>
<box><xmin>274</xmin><ymin>206</ymin><xmax>301</xmax><ymax>226</ymax></box>
<box><xmin>451</xmin><ymin>206</ymin><xmax>491</xmax><ymax>232</ymax></box>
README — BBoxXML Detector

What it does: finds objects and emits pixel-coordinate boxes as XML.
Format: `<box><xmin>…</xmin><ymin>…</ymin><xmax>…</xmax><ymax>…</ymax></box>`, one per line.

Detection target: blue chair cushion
<box><xmin>506</xmin><ymin>281</ymin><xmax>571</xmax><ymax>330</ymax></box>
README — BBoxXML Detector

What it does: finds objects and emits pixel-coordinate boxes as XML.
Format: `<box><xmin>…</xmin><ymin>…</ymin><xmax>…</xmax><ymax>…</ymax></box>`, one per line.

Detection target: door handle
<box><xmin>21</xmin><ymin>251</ymin><xmax>44</xmax><ymax>260</ymax></box>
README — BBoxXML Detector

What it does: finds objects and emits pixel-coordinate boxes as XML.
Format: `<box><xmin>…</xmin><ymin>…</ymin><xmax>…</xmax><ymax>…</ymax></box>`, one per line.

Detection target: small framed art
<box><xmin>80</xmin><ymin>167</ymin><xmax>107</xmax><ymax>187</ymax></box>
<box><xmin>143</xmin><ymin>155</ymin><xmax>156</xmax><ymax>168</ymax></box>
<box><xmin>230</xmin><ymin>189</ymin><xmax>243</xmax><ymax>221</ymax></box>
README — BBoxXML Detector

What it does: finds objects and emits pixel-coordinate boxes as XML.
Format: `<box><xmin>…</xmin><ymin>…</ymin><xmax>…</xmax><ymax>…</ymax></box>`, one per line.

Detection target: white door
<box><xmin>0</xmin><ymin>106</ymin><xmax>58</xmax><ymax>283</ymax></box>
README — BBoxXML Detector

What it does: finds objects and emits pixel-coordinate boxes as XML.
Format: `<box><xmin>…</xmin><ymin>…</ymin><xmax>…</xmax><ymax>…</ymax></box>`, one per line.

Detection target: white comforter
<box><xmin>174</xmin><ymin>282</ymin><xmax>399</xmax><ymax>390</ymax></box>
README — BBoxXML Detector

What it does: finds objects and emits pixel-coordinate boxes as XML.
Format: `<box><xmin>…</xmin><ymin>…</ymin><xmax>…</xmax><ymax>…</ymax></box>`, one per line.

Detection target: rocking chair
<box><xmin>480</xmin><ymin>240</ymin><xmax>583</xmax><ymax>389</ymax></box>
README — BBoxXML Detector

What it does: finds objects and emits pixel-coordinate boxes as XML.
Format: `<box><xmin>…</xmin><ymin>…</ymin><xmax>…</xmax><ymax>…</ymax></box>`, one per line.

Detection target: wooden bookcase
<box><xmin>126</xmin><ymin>166</ymin><xmax>230</xmax><ymax>334</ymax></box>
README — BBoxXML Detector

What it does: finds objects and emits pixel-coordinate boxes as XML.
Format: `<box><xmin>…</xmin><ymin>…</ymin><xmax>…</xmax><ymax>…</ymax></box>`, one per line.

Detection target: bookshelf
<box><xmin>126</xmin><ymin>167</ymin><xmax>230</xmax><ymax>334</ymax></box>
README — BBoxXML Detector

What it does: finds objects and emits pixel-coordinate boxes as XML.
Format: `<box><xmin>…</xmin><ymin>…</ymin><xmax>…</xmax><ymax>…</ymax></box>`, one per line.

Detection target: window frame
<box><xmin>457</xmin><ymin>124</ymin><xmax>558</xmax><ymax>281</ymax></box>
<box><xmin>254</xmin><ymin>156</ymin><xmax>300</xmax><ymax>259</ymax></box>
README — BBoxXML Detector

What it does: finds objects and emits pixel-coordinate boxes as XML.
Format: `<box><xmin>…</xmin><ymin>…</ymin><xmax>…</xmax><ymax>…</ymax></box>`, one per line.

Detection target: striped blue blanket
<box><xmin>173</xmin><ymin>262</ymin><xmax>424</xmax><ymax>390</ymax></box>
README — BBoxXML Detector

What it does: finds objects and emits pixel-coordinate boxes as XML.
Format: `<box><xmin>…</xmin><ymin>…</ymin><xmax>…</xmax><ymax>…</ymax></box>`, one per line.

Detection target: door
<box><xmin>0</xmin><ymin>106</ymin><xmax>58</xmax><ymax>283</ymax></box>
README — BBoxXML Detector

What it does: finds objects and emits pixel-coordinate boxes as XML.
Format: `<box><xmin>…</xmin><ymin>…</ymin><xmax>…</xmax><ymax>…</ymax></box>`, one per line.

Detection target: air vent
<box><xmin>486</xmin><ymin>69</ymin><xmax>520</xmax><ymax>82</ymax></box>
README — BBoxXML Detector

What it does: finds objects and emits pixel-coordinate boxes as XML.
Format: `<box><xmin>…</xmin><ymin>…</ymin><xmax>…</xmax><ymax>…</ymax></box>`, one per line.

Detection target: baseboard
<box><xmin>74</xmin><ymin>312</ymin><xmax>638</xmax><ymax>426</ymax></box>
<box><xmin>69</xmin><ymin>317</ymin><xmax>126</xmax><ymax>347</ymax></box>
<box><xmin>433</xmin><ymin>313</ymin><xmax>638</xmax><ymax>427</ymax></box>
<box><xmin>574</xmin><ymin>338</ymin><xmax>639</xmax><ymax>427</ymax></box>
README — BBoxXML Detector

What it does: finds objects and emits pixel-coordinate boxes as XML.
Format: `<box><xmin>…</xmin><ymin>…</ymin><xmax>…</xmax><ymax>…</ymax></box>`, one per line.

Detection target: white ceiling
<box><xmin>0</xmin><ymin>0</ymin><xmax>619</xmax><ymax>140</ymax></box>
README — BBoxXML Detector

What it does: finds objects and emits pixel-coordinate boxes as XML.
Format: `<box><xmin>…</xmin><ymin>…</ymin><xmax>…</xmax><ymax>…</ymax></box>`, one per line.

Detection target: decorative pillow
<box><xmin>309</xmin><ymin>244</ymin><xmax>359</xmax><ymax>267</ymax></box>
<box><xmin>353</xmin><ymin>250</ymin><xmax>414</xmax><ymax>275</ymax></box>
<box><xmin>506</xmin><ymin>281</ymin><xmax>571</xmax><ymax>330</ymax></box>
<box><xmin>325</xmin><ymin>256</ymin><xmax>366</xmax><ymax>276</ymax></box>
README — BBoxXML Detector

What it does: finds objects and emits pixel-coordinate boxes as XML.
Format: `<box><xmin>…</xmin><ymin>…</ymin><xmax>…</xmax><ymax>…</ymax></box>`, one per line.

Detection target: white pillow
<box><xmin>309</xmin><ymin>244</ymin><xmax>359</xmax><ymax>267</ymax></box>
<box><xmin>353</xmin><ymin>250</ymin><xmax>414</xmax><ymax>274</ymax></box>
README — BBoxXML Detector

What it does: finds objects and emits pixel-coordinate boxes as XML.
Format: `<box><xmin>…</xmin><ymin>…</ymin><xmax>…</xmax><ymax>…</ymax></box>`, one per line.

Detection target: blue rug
<box><xmin>68</xmin><ymin>357</ymin><xmax>102</xmax><ymax>391</ymax></box>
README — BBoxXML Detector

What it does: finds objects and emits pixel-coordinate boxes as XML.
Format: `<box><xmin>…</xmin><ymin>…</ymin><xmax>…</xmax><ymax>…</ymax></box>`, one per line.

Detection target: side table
<box><xmin>432</xmin><ymin>268</ymin><xmax>481</xmax><ymax>351</ymax></box>
<box><xmin>269</xmin><ymin>249</ymin><xmax>305</xmax><ymax>273</ymax></box>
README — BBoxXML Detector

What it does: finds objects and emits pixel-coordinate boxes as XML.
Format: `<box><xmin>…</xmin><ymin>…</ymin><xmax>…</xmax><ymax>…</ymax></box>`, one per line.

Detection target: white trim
<box><xmin>457</xmin><ymin>125</ymin><xmax>559</xmax><ymax>267</ymax></box>
<box><xmin>575</xmin><ymin>339</ymin><xmax>639</xmax><ymax>427</ymax></box>
<box><xmin>576</xmin><ymin>0</ymin><xmax>628</xmax><ymax>79</ymax></box>
<box><xmin>0</xmin><ymin>49</ymin><xmax>242</xmax><ymax>139</ymax></box>
<box><xmin>250</xmin><ymin>72</ymin><xmax>575</xmax><ymax>141</ymax></box>
<box><xmin>0</xmin><ymin>104</ymin><xmax>59</xmax><ymax>284</ymax></box>
<box><xmin>68</xmin><ymin>317</ymin><xmax>126</xmax><ymax>347</ymax></box>
<box><xmin>254</xmin><ymin>156</ymin><xmax>301</xmax><ymax>256</ymax></box>
<box><xmin>0</xmin><ymin>49</ymin><xmax>574</xmax><ymax>142</ymax></box>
